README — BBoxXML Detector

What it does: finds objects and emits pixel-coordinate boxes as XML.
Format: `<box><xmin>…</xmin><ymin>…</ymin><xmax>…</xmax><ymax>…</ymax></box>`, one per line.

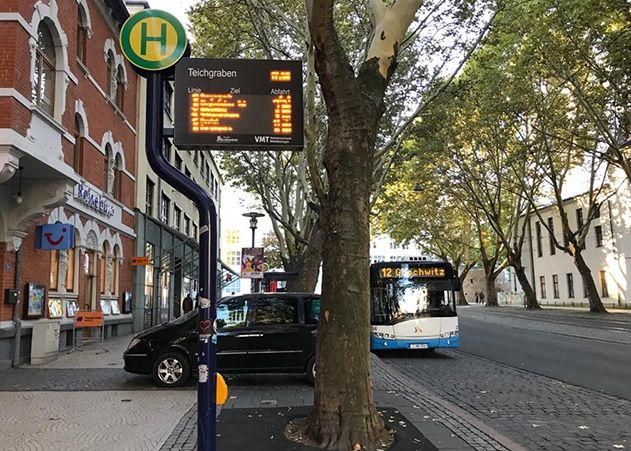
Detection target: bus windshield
<box><xmin>371</xmin><ymin>277</ymin><xmax>456</xmax><ymax>325</ymax></box>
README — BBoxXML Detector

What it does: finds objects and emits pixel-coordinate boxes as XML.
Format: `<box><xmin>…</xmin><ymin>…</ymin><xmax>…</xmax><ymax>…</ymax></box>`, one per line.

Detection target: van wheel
<box><xmin>153</xmin><ymin>352</ymin><xmax>190</xmax><ymax>388</ymax></box>
<box><xmin>306</xmin><ymin>356</ymin><xmax>316</xmax><ymax>385</ymax></box>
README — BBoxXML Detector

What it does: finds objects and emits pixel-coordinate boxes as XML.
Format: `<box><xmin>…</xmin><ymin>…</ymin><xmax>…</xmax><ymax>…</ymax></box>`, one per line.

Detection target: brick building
<box><xmin>0</xmin><ymin>0</ymin><xmax>138</xmax><ymax>366</ymax></box>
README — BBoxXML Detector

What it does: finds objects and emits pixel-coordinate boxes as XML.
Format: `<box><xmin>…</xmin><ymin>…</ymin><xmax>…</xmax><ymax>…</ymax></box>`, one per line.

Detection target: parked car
<box><xmin>124</xmin><ymin>293</ymin><xmax>320</xmax><ymax>387</ymax></box>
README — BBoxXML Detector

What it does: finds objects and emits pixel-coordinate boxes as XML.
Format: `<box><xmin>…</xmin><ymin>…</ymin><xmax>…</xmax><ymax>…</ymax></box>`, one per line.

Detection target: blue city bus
<box><xmin>370</xmin><ymin>260</ymin><xmax>459</xmax><ymax>350</ymax></box>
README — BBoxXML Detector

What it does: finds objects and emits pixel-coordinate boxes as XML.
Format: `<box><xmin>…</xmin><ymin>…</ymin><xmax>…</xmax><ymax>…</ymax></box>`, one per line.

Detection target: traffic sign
<box><xmin>131</xmin><ymin>256</ymin><xmax>151</xmax><ymax>266</ymax></box>
<box><xmin>119</xmin><ymin>9</ymin><xmax>187</xmax><ymax>71</ymax></box>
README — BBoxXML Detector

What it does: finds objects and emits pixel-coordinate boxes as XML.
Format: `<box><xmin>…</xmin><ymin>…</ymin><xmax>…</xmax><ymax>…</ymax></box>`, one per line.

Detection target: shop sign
<box><xmin>35</xmin><ymin>223</ymin><xmax>74</xmax><ymax>250</ymax></box>
<box><xmin>75</xmin><ymin>181</ymin><xmax>115</xmax><ymax>217</ymax></box>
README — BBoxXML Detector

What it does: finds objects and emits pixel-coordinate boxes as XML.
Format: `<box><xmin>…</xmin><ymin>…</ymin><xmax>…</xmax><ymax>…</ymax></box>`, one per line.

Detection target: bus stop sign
<box><xmin>119</xmin><ymin>9</ymin><xmax>187</xmax><ymax>71</ymax></box>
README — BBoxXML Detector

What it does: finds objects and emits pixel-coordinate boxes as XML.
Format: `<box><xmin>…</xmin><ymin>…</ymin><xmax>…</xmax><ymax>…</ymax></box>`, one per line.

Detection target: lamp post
<box><xmin>242</xmin><ymin>212</ymin><xmax>265</xmax><ymax>292</ymax></box>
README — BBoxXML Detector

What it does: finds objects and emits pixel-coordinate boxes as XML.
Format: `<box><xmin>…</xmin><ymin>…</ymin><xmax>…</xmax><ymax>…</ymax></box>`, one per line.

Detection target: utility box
<box><xmin>31</xmin><ymin>320</ymin><xmax>60</xmax><ymax>365</ymax></box>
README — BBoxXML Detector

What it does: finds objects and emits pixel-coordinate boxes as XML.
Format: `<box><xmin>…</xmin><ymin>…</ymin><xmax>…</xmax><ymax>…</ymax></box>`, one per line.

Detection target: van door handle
<box><xmin>235</xmin><ymin>333</ymin><xmax>263</xmax><ymax>338</ymax></box>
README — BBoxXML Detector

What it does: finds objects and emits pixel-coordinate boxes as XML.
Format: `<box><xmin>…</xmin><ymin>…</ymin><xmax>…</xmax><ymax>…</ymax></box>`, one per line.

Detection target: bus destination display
<box><xmin>174</xmin><ymin>58</ymin><xmax>303</xmax><ymax>150</ymax></box>
<box><xmin>379</xmin><ymin>266</ymin><xmax>447</xmax><ymax>279</ymax></box>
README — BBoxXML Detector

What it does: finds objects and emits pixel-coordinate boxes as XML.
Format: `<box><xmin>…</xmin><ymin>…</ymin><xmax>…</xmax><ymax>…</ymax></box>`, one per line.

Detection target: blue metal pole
<box><xmin>145</xmin><ymin>72</ymin><xmax>218</xmax><ymax>451</ymax></box>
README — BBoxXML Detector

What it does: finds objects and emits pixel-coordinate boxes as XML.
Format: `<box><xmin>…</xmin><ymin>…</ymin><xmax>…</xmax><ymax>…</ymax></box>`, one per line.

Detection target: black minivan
<box><xmin>124</xmin><ymin>293</ymin><xmax>320</xmax><ymax>387</ymax></box>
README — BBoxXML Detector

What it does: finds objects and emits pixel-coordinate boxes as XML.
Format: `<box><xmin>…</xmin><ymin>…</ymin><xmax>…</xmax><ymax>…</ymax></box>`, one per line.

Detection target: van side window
<box><xmin>216</xmin><ymin>298</ymin><xmax>249</xmax><ymax>329</ymax></box>
<box><xmin>304</xmin><ymin>297</ymin><xmax>320</xmax><ymax>324</ymax></box>
<box><xmin>252</xmin><ymin>297</ymin><xmax>297</xmax><ymax>325</ymax></box>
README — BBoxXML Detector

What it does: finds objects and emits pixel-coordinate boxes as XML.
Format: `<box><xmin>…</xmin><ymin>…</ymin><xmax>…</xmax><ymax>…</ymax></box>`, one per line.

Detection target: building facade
<box><xmin>521</xmin><ymin>170</ymin><xmax>631</xmax><ymax>309</ymax></box>
<box><xmin>0</xmin><ymin>0</ymin><xmax>138</xmax><ymax>366</ymax></box>
<box><xmin>129</xmin><ymin>5</ymin><xmax>224</xmax><ymax>330</ymax></box>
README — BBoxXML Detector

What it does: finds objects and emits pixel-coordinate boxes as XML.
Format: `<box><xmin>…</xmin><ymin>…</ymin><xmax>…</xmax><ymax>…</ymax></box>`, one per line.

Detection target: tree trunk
<box><xmin>573</xmin><ymin>250</ymin><xmax>608</xmax><ymax>313</ymax></box>
<box><xmin>285</xmin><ymin>106</ymin><xmax>391</xmax><ymax>450</ymax></box>
<box><xmin>511</xmin><ymin>255</ymin><xmax>540</xmax><ymax>309</ymax></box>
<box><xmin>484</xmin><ymin>273</ymin><xmax>498</xmax><ymax>306</ymax></box>
<box><xmin>457</xmin><ymin>266</ymin><xmax>472</xmax><ymax>305</ymax></box>
<box><xmin>286</xmin><ymin>220</ymin><xmax>324</xmax><ymax>293</ymax></box>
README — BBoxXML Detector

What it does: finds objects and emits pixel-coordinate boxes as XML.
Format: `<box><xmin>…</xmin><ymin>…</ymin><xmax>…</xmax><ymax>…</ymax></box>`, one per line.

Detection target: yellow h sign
<box><xmin>120</xmin><ymin>9</ymin><xmax>187</xmax><ymax>71</ymax></box>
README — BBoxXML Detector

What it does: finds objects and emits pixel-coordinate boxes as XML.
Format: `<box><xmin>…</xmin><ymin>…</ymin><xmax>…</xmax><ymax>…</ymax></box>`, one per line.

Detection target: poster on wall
<box><xmin>100</xmin><ymin>299</ymin><xmax>112</xmax><ymax>315</ymax></box>
<box><xmin>123</xmin><ymin>291</ymin><xmax>132</xmax><ymax>313</ymax></box>
<box><xmin>241</xmin><ymin>247</ymin><xmax>264</xmax><ymax>279</ymax></box>
<box><xmin>25</xmin><ymin>283</ymin><xmax>45</xmax><ymax>318</ymax></box>
<box><xmin>48</xmin><ymin>299</ymin><xmax>63</xmax><ymax>318</ymax></box>
<box><xmin>110</xmin><ymin>300</ymin><xmax>121</xmax><ymax>315</ymax></box>
<box><xmin>66</xmin><ymin>300</ymin><xmax>78</xmax><ymax>317</ymax></box>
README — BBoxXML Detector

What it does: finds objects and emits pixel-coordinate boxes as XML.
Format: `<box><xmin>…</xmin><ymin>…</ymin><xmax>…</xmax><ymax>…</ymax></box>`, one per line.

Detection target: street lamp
<box><xmin>242</xmin><ymin>211</ymin><xmax>265</xmax><ymax>292</ymax></box>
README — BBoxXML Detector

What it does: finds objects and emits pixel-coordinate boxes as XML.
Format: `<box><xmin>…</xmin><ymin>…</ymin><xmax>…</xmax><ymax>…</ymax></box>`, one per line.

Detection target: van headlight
<box><xmin>127</xmin><ymin>338</ymin><xmax>142</xmax><ymax>351</ymax></box>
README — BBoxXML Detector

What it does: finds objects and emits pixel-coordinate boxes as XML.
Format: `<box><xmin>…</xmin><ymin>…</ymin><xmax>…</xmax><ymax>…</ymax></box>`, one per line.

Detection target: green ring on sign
<box><xmin>119</xmin><ymin>9</ymin><xmax>187</xmax><ymax>71</ymax></box>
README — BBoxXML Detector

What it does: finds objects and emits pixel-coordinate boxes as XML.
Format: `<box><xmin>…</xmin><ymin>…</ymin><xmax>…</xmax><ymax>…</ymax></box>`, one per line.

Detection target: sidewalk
<box><xmin>0</xmin><ymin>334</ymin><xmax>522</xmax><ymax>451</ymax></box>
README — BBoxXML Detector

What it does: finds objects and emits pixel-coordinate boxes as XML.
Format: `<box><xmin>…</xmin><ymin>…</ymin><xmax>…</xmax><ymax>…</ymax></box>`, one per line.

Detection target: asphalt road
<box><xmin>458</xmin><ymin>312</ymin><xmax>631</xmax><ymax>400</ymax></box>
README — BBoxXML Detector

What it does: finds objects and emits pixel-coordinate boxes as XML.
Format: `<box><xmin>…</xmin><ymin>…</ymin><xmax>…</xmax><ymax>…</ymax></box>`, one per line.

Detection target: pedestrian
<box><xmin>474</xmin><ymin>292</ymin><xmax>479</xmax><ymax>304</ymax></box>
<box><xmin>479</xmin><ymin>291</ymin><xmax>485</xmax><ymax>306</ymax></box>
<box><xmin>182</xmin><ymin>294</ymin><xmax>194</xmax><ymax>314</ymax></box>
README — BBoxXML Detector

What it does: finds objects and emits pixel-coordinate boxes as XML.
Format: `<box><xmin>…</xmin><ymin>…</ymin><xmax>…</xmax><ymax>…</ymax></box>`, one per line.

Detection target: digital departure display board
<box><xmin>174</xmin><ymin>58</ymin><xmax>303</xmax><ymax>150</ymax></box>
<box><xmin>378</xmin><ymin>266</ymin><xmax>447</xmax><ymax>279</ymax></box>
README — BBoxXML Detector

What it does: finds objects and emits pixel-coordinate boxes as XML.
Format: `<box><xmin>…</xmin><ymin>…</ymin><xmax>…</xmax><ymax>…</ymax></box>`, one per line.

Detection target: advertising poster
<box><xmin>241</xmin><ymin>247</ymin><xmax>264</xmax><ymax>279</ymax></box>
<box><xmin>25</xmin><ymin>283</ymin><xmax>45</xmax><ymax>318</ymax></box>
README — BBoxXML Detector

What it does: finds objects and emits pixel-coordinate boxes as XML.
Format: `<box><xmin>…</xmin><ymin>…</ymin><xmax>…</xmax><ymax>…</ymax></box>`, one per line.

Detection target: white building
<box><xmin>521</xmin><ymin>169</ymin><xmax>631</xmax><ymax>309</ymax></box>
<box><xmin>370</xmin><ymin>235</ymin><xmax>429</xmax><ymax>262</ymax></box>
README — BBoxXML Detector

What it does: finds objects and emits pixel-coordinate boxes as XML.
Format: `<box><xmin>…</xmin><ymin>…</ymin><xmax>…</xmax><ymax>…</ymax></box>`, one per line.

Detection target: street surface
<box><xmin>382</xmin><ymin>305</ymin><xmax>631</xmax><ymax>450</ymax></box>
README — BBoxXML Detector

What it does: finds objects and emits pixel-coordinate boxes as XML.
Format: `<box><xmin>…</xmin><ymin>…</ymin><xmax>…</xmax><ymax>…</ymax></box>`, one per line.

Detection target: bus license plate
<box><xmin>410</xmin><ymin>344</ymin><xmax>428</xmax><ymax>349</ymax></box>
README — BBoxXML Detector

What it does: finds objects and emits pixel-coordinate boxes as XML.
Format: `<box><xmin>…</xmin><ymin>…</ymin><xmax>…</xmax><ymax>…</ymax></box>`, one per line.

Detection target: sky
<box><xmin>146</xmin><ymin>0</ymin><xmax>194</xmax><ymax>27</ymax></box>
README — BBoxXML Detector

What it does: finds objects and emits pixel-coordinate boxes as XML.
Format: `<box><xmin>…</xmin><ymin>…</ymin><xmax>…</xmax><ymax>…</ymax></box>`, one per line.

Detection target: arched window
<box><xmin>33</xmin><ymin>22</ymin><xmax>56</xmax><ymax>115</ymax></box>
<box><xmin>73</xmin><ymin>113</ymin><xmax>85</xmax><ymax>174</ymax></box>
<box><xmin>110</xmin><ymin>245</ymin><xmax>119</xmax><ymax>295</ymax></box>
<box><xmin>77</xmin><ymin>5</ymin><xmax>88</xmax><ymax>63</ymax></box>
<box><xmin>104</xmin><ymin>144</ymin><xmax>114</xmax><ymax>194</ymax></box>
<box><xmin>113</xmin><ymin>153</ymin><xmax>123</xmax><ymax>200</ymax></box>
<box><xmin>106</xmin><ymin>51</ymin><xmax>116</xmax><ymax>99</ymax></box>
<box><xmin>115</xmin><ymin>65</ymin><xmax>125</xmax><ymax>110</ymax></box>
<box><xmin>99</xmin><ymin>243</ymin><xmax>107</xmax><ymax>295</ymax></box>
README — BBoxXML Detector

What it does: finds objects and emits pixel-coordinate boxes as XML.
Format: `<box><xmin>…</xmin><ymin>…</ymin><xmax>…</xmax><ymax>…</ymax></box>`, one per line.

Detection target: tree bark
<box><xmin>511</xmin><ymin>255</ymin><xmax>540</xmax><ymax>309</ymax></box>
<box><xmin>573</xmin><ymin>250</ymin><xmax>608</xmax><ymax>313</ymax></box>
<box><xmin>285</xmin><ymin>220</ymin><xmax>324</xmax><ymax>293</ymax></box>
<box><xmin>457</xmin><ymin>264</ymin><xmax>474</xmax><ymax>305</ymax></box>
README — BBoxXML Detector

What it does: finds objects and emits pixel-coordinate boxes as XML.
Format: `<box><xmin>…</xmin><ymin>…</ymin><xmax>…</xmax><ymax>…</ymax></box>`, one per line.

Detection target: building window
<box><xmin>566</xmin><ymin>273</ymin><xmax>574</xmax><ymax>298</ymax></box>
<box><xmin>184</xmin><ymin>215</ymin><xmax>191</xmax><ymax>236</ymax></box>
<box><xmin>600</xmin><ymin>270</ymin><xmax>609</xmax><ymax>298</ymax></box>
<box><xmin>50</xmin><ymin>250</ymin><xmax>59</xmax><ymax>291</ymax></box>
<box><xmin>66</xmin><ymin>248</ymin><xmax>75</xmax><ymax>292</ymax></box>
<box><xmin>205</xmin><ymin>162</ymin><xmax>211</xmax><ymax>185</ymax></box>
<box><xmin>73</xmin><ymin>114</ymin><xmax>85</xmax><ymax>174</ymax></box>
<box><xmin>173</xmin><ymin>205</ymin><xmax>181</xmax><ymax>231</ymax></box>
<box><xmin>115</xmin><ymin>66</ymin><xmax>125</xmax><ymax>110</ymax></box>
<box><xmin>113</xmin><ymin>154</ymin><xmax>123</xmax><ymax>201</ymax></box>
<box><xmin>214</xmin><ymin>180</ymin><xmax>219</xmax><ymax>198</ymax></box>
<box><xmin>576</xmin><ymin>208</ymin><xmax>583</xmax><ymax>228</ymax></box>
<box><xmin>160</xmin><ymin>192</ymin><xmax>170</xmax><ymax>224</ymax></box>
<box><xmin>106</xmin><ymin>51</ymin><xmax>116</xmax><ymax>99</ymax></box>
<box><xmin>226</xmin><ymin>250</ymin><xmax>241</xmax><ymax>266</ymax></box>
<box><xmin>193</xmin><ymin>223</ymin><xmax>198</xmax><ymax>240</ymax></box>
<box><xmin>552</xmin><ymin>274</ymin><xmax>559</xmax><ymax>299</ymax></box>
<box><xmin>175</xmin><ymin>153</ymin><xmax>182</xmax><ymax>171</ymax></box>
<box><xmin>548</xmin><ymin>217</ymin><xmax>555</xmax><ymax>255</ymax></box>
<box><xmin>194</xmin><ymin>152</ymin><xmax>199</xmax><ymax>167</ymax></box>
<box><xmin>146</xmin><ymin>178</ymin><xmax>155</xmax><ymax>216</ymax></box>
<box><xmin>77</xmin><ymin>6</ymin><xmax>88</xmax><ymax>63</ymax></box>
<box><xmin>33</xmin><ymin>23</ymin><xmax>56</xmax><ymax>115</ymax></box>
<box><xmin>595</xmin><ymin>225</ymin><xmax>603</xmax><ymax>247</ymax></box>
<box><xmin>226</xmin><ymin>229</ymin><xmax>240</xmax><ymax>244</ymax></box>
<box><xmin>163</xmin><ymin>138</ymin><xmax>172</xmax><ymax>162</ymax></box>
<box><xmin>185</xmin><ymin>166</ymin><xmax>191</xmax><ymax>179</ymax></box>
<box><xmin>163</xmin><ymin>82</ymin><xmax>173</xmax><ymax>117</ymax></box>
<box><xmin>540</xmin><ymin>276</ymin><xmax>546</xmax><ymax>299</ymax></box>
<box><xmin>536</xmin><ymin>221</ymin><xmax>542</xmax><ymax>258</ymax></box>
<box><xmin>99</xmin><ymin>245</ymin><xmax>107</xmax><ymax>295</ymax></box>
